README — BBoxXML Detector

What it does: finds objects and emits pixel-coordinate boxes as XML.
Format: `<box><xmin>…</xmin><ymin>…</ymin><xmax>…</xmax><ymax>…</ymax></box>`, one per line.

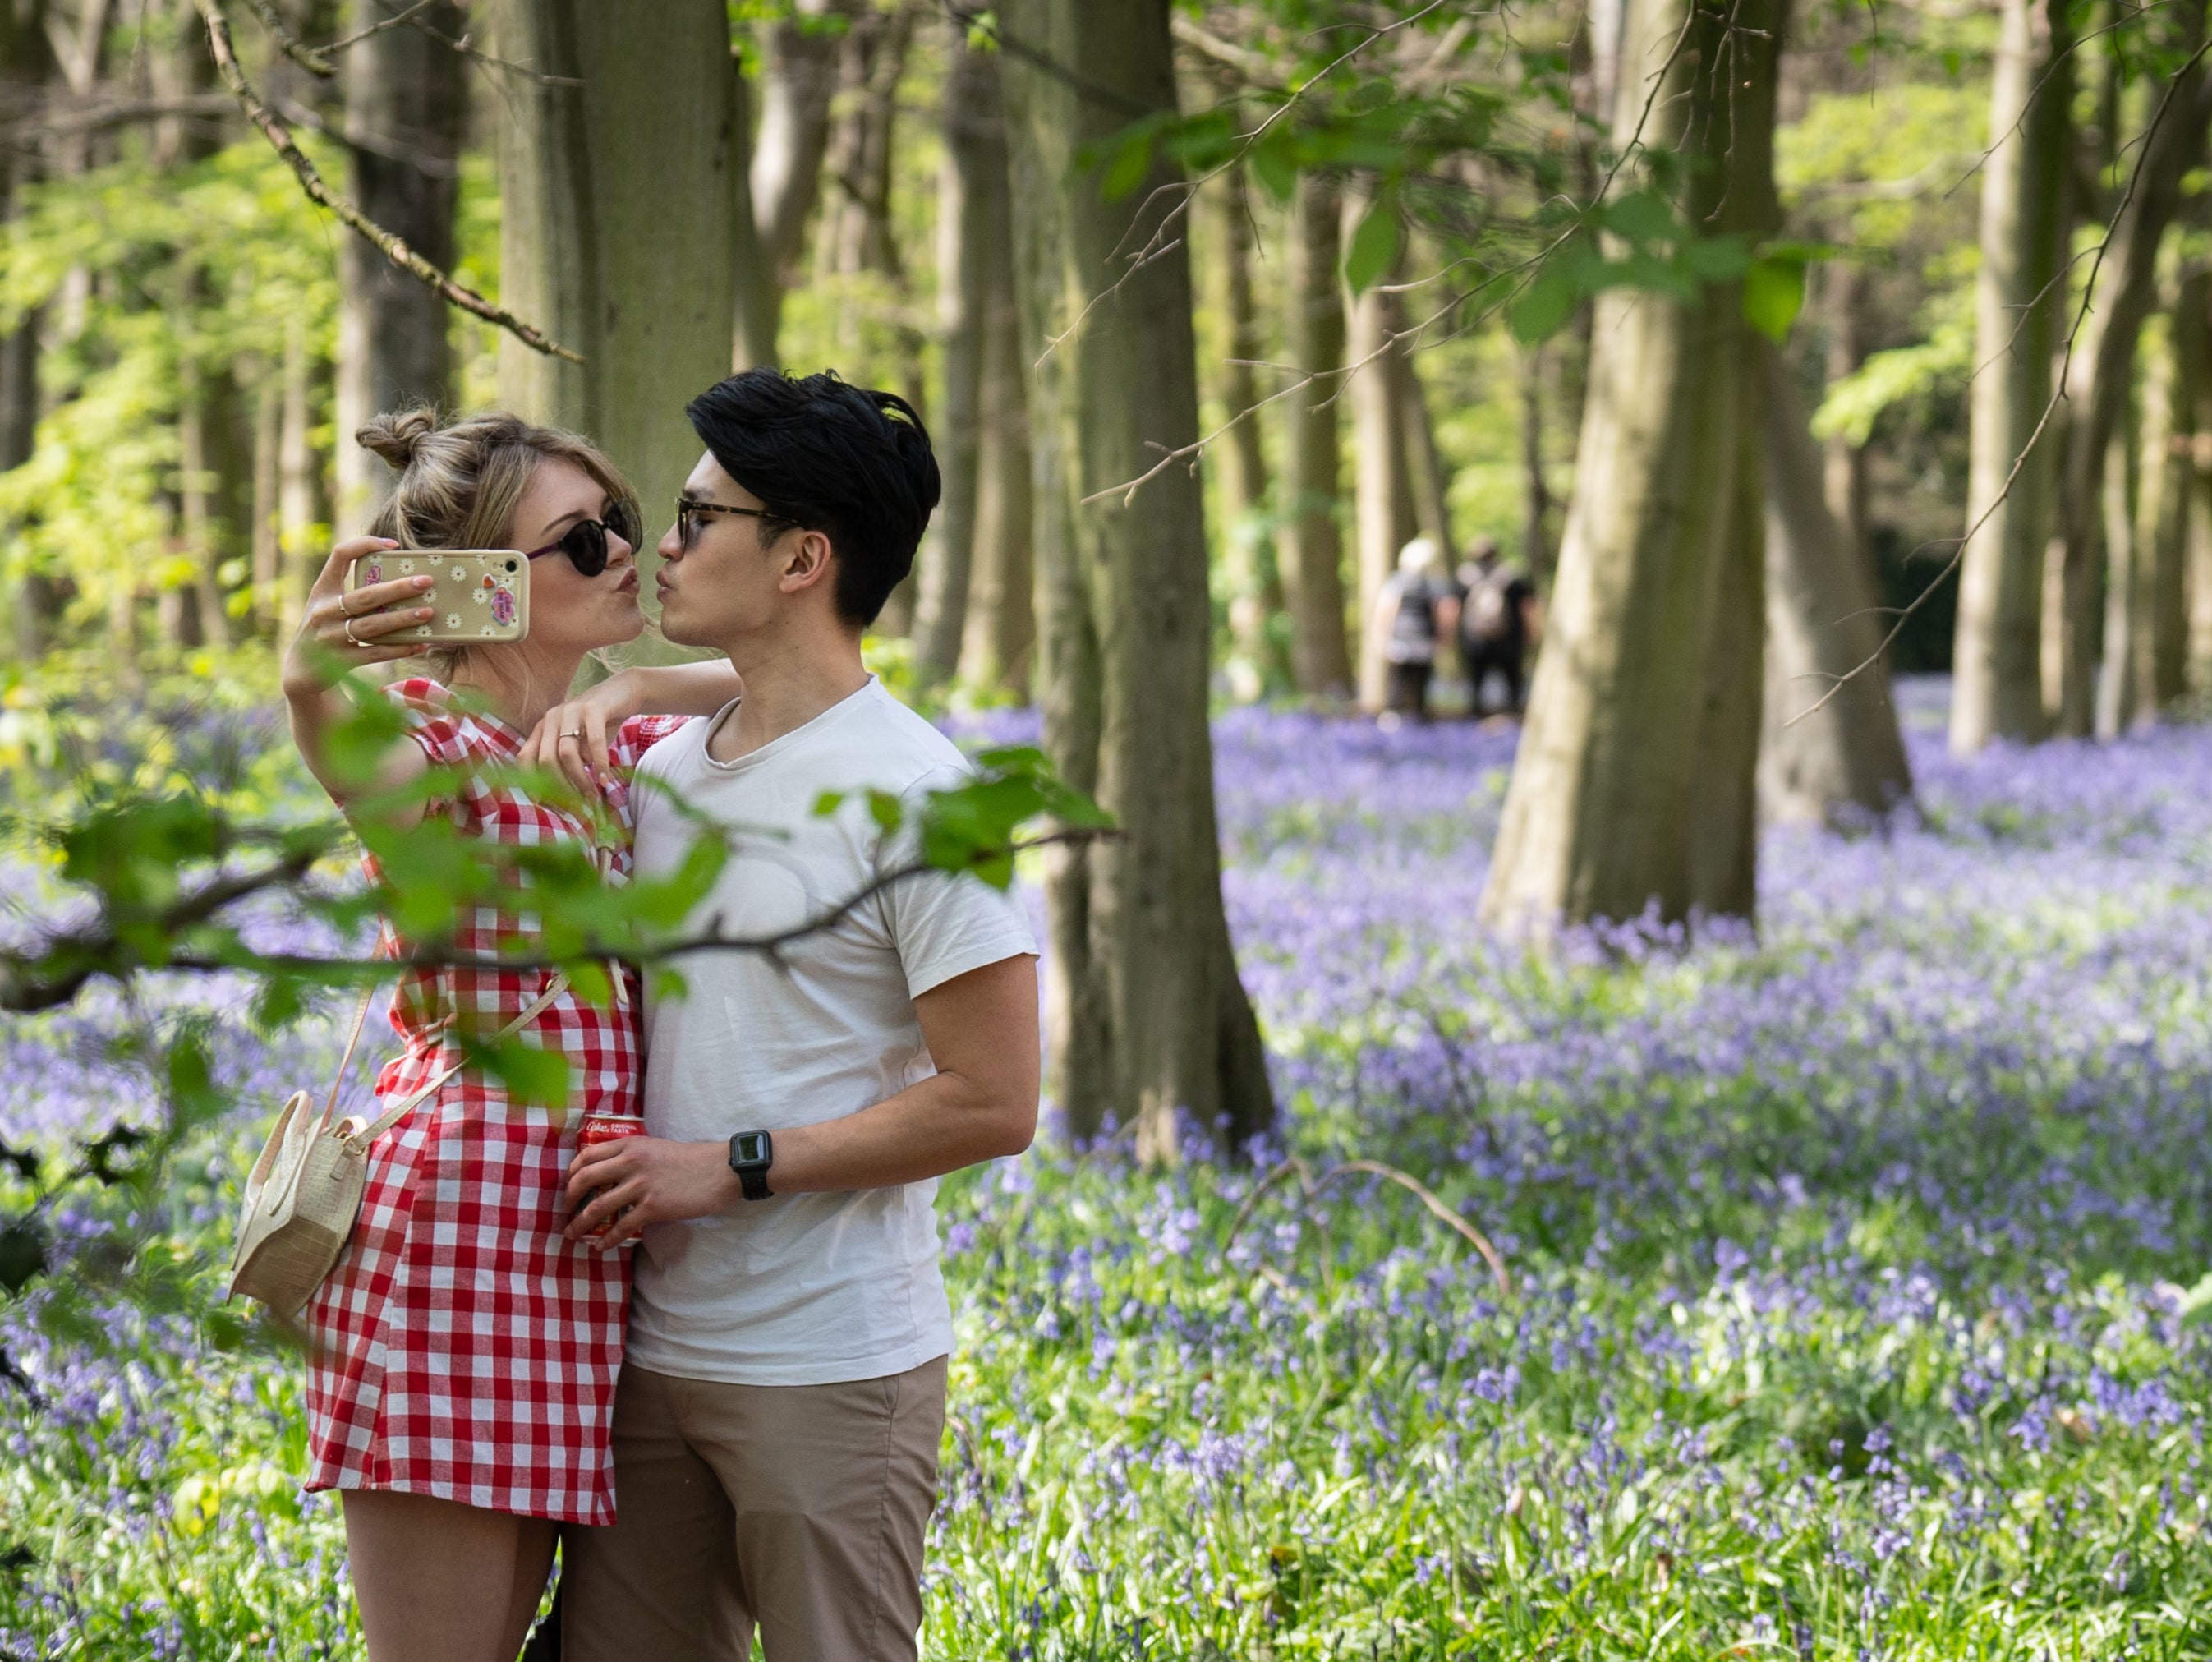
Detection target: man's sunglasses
<box><xmin>523</xmin><ymin>499</ymin><xmax>643</xmax><ymax>577</ymax></box>
<box><xmin>676</xmin><ymin>495</ymin><xmax>784</xmax><ymax>550</ymax></box>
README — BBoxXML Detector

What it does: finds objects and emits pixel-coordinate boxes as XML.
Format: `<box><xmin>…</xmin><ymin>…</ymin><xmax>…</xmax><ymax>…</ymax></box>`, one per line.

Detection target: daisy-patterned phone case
<box><xmin>347</xmin><ymin>549</ymin><xmax>531</xmax><ymax>645</ymax></box>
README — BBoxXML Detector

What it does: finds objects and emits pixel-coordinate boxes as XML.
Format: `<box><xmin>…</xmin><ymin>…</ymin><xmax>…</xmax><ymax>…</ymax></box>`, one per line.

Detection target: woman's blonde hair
<box><xmin>357</xmin><ymin>408</ymin><xmax>635</xmax><ymax>679</ymax></box>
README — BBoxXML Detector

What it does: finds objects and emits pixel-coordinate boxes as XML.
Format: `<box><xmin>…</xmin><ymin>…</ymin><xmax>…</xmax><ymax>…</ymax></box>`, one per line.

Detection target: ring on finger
<box><xmin>561</xmin><ymin>730</ymin><xmax>585</xmax><ymax>741</ymax></box>
<box><xmin>338</xmin><ymin>588</ymin><xmax>358</xmax><ymax>619</ymax></box>
<box><xmin>343</xmin><ymin>616</ymin><xmax>365</xmax><ymax>647</ymax></box>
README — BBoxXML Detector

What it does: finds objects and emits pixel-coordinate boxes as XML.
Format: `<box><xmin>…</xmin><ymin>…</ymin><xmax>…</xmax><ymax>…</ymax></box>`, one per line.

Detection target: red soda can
<box><xmin>577</xmin><ymin>1112</ymin><xmax>646</xmax><ymax>1237</ymax></box>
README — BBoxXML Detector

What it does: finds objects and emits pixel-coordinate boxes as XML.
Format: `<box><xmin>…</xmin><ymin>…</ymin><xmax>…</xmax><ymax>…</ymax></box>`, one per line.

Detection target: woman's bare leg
<box><xmin>343</xmin><ymin>1490</ymin><xmax>557</xmax><ymax>1662</ymax></box>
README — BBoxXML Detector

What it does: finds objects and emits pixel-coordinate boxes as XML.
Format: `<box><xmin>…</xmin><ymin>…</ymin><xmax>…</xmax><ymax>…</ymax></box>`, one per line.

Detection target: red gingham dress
<box><xmin>303</xmin><ymin>679</ymin><xmax>690</xmax><ymax>1524</ymax></box>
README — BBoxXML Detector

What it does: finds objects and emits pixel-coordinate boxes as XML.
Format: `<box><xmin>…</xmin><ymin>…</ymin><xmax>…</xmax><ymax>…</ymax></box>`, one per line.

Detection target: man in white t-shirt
<box><xmin>558</xmin><ymin>370</ymin><xmax>1039</xmax><ymax>1662</ymax></box>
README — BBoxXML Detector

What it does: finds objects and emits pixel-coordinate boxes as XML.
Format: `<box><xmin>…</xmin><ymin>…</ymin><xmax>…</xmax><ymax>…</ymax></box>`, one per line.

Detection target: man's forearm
<box><xmin>762</xmin><ymin>1070</ymin><xmax>1035</xmax><ymax>1195</ymax></box>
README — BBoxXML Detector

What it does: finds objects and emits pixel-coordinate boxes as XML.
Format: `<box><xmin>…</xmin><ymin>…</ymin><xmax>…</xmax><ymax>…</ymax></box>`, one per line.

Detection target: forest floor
<box><xmin>10</xmin><ymin>679</ymin><xmax>2212</xmax><ymax>1657</ymax></box>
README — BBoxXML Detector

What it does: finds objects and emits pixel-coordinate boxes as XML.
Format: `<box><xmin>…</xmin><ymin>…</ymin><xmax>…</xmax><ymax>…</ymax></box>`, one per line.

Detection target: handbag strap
<box><xmin>322</xmin><ymin>988</ymin><xmax>378</xmax><ymax>1127</ymax></box>
<box><xmin>344</xmin><ymin>972</ymin><xmax>572</xmax><ymax>1150</ymax></box>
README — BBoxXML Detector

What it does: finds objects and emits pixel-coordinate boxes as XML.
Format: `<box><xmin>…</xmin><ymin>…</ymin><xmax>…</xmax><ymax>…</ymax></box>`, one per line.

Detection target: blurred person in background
<box><xmin>1371</xmin><ymin>536</ymin><xmax>1454</xmax><ymax>728</ymax></box>
<box><xmin>1457</xmin><ymin>535</ymin><xmax>1539</xmax><ymax>718</ymax></box>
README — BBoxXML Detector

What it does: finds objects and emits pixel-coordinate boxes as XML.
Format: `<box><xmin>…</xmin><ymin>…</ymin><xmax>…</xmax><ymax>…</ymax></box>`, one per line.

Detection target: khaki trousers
<box><xmin>563</xmin><ymin>1356</ymin><xmax>947</xmax><ymax>1662</ymax></box>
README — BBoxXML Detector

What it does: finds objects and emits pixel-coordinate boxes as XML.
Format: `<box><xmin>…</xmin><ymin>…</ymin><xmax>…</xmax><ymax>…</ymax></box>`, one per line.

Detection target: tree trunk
<box><xmin>179</xmin><ymin>359</ymin><xmax>230</xmax><ymax>647</ymax></box>
<box><xmin>2136</xmin><ymin>273</ymin><xmax>2201</xmax><ymax>713</ymax></box>
<box><xmin>1480</xmin><ymin>0</ymin><xmax>1782</xmax><ymax>933</ymax></box>
<box><xmin>1344</xmin><ymin>203</ymin><xmax>1416</xmax><ymax>709</ymax></box>
<box><xmin>1757</xmin><ymin>341</ymin><xmax>1914</xmax><ymax>826</ymax></box>
<box><xmin>730</xmin><ymin>45</ymin><xmax>778</xmax><ymax>370</ymax></box>
<box><xmin>2186</xmin><ymin>280</ymin><xmax>2212</xmax><ymax>693</ymax></box>
<box><xmin>1820</xmin><ymin>259</ymin><xmax>1868</xmax><ymax>559</ymax></box>
<box><xmin>1520</xmin><ymin>345</ymin><xmax>1553</xmax><ymax>582</ymax></box>
<box><xmin>956</xmin><ymin>53</ymin><xmax>1033</xmax><ymax>694</ymax></box>
<box><xmin>2094</xmin><ymin>400</ymin><xmax>2141</xmax><ymax>738</ymax></box>
<box><xmin>913</xmin><ymin>24</ymin><xmax>996</xmax><ymax>685</ymax></box>
<box><xmin>0</xmin><ymin>2</ymin><xmax>52</xmax><ymax>661</ymax></box>
<box><xmin>817</xmin><ymin>3</ymin><xmax>913</xmax><ymax>280</ymax></box>
<box><xmin>749</xmin><ymin>0</ymin><xmax>845</xmax><ymax>354</ymax></box>
<box><xmin>1951</xmin><ymin>0</ymin><xmax>2073</xmax><ymax>753</ymax></box>
<box><xmin>1000</xmin><ymin>0</ymin><xmax>1272</xmax><ymax>1157</ymax></box>
<box><xmin>2047</xmin><ymin>7</ymin><xmax>2207</xmax><ymax>737</ymax></box>
<box><xmin>1399</xmin><ymin>348</ymin><xmax>1452</xmax><ymax>553</ymax></box>
<box><xmin>494</xmin><ymin>0</ymin><xmax>738</xmax><ymax>636</ymax></box>
<box><xmin>250</xmin><ymin>366</ymin><xmax>281</xmax><ymax>630</ymax></box>
<box><xmin>1207</xmin><ymin>160</ymin><xmax>1287</xmax><ymax>696</ymax></box>
<box><xmin>278</xmin><ymin>315</ymin><xmax>324</xmax><ymax>638</ymax></box>
<box><xmin>333</xmin><ymin>0</ymin><xmax>466</xmax><ymax>533</ymax></box>
<box><xmin>1279</xmin><ymin>169</ymin><xmax>1353</xmax><ymax>697</ymax></box>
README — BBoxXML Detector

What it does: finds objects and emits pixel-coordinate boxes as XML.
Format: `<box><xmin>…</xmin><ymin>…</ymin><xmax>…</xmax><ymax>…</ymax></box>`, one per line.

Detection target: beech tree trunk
<box><xmin>2047</xmin><ymin>7</ymin><xmax>2207</xmax><ymax>736</ymax></box>
<box><xmin>1400</xmin><ymin>350</ymin><xmax>1453</xmax><ymax>554</ymax></box>
<box><xmin>956</xmin><ymin>53</ymin><xmax>1033</xmax><ymax>694</ymax></box>
<box><xmin>277</xmin><ymin>315</ymin><xmax>324</xmax><ymax>638</ymax></box>
<box><xmin>1279</xmin><ymin>169</ymin><xmax>1353</xmax><ymax>697</ymax></box>
<box><xmin>2185</xmin><ymin>279</ymin><xmax>2212</xmax><ymax>693</ymax></box>
<box><xmin>250</xmin><ymin>367</ymin><xmax>281</xmax><ymax>629</ymax></box>
<box><xmin>1952</xmin><ymin>0</ymin><xmax>2072</xmax><ymax>753</ymax></box>
<box><xmin>1344</xmin><ymin>204</ymin><xmax>1417</xmax><ymax>709</ymax></box>
<box><xmin>1000</xmin><ymin>0</ymin><xmax>1272</xmax><ymax>1157</ymax></box>
<box><xmin>1520</xmin><ymin>346</ymin><xmax>1553</xmax><ymax>582</ymax></box>
<box><xmin>1480</xmin><ymin>0</ymin><xmax>1782</xmax><ymax>932</ymax></box>
<box><xmin>730</xmin><ymin>48</ymin><xmax>777</xmax><ymax>370</ymax></box>
<box><xmin>816</xmin><ymin>3</ymin><xmax>913</xmax><ymax>280</ymax></box>
<box><xmin>749</xmin><ymin>0</ymin><xmax>846</xmax><ymax>357</ymax></box>
<box><xmin>2094</xmin><ymin>400</ymin><xmax>2141</xmax><ymax>738</ymax></box>
<box><xmin>1207</xmin><ymin>160</ymin><xmax>1288</xmax><ymax>694</ymax></box>
<box><xmin>913</xmin><ymin>25</ymin><xmax>998</xmax><ymax>684</ymax></box>
<box><xmin>2132</xmin><ymin>288</ymin><xmax>2196</xmax><ymax>717</ymax></box>
<box><xmin>333</xmin><ymin>0</ymin><xmax>465</xmax><ymax>532</ymax></box>
<box><xmin>1757</xmin><ymin>342</ymin><xmax>1914</xmax><ymax>826</ymax></box>
<box><xmin>178</xmin><ymin>361</ymin><xmax>229</xmax><ymax>647</ymax></box>
<box><xmin>0</xmin><ymin>0</ymin><xmax>53</xmax><ymax>661</ymax></box>
<box><xmin>1820</xmin><ymin>260</ymin><xmax>1869</xmax><ymax>559</ymax></box>
<box><xmin>494</xmin><ymin>0</ymin><xmax>738</xmax><ymax>624</ymax></box>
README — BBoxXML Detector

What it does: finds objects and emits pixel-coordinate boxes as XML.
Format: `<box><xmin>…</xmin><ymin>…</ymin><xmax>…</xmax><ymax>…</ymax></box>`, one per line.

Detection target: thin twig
<box><xmin>240</xmin><ymin>0</ymin><xmax>333</xmax><ymax>76</ymax></box>
<box><xmin>1221</xmin><ymin>1156</ymin><xmax>1512</xmax><ymax>1297</ymax></box>
<box><xmin>194</xmin><ymin>0</ymin><xmax>582</xmax><ymax>363</ymax></box>
<box><xmin>316</xmin><ymin>0</ymin><xmax>447</xmax><ymax>57</ymax></box>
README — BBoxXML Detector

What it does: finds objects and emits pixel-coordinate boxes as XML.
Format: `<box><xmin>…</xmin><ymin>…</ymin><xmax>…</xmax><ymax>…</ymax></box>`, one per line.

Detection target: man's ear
<box><xmin>779</xmin><ymin>528</ymin><xmax>837</xmax><ymax>597</ymax></box>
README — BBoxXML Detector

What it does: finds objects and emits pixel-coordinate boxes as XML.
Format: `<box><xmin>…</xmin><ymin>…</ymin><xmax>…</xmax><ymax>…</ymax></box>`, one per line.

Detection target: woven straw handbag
<box><xmin>227</xmin><ymin>974</ymin><xmax>568</xmax><ymax>1316</ymax></box>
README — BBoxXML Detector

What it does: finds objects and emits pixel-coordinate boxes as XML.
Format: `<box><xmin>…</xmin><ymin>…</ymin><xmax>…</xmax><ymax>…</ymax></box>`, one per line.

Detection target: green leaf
<box><xmin>1680</xmin><ymin>233</ymin><xmax>1751</xmax><ymax>281</ymax></box>
<box><xmin>1249</xmin><ymin>143</ymin><xmax>1299</xmax><ymax>203</ymax></box>
<box><xmin>1341</xmin><ymin>188</ymin><xmax>1403</xmax><ymax>297</ymax></box>
<box><xmin>464</xmin><ymin>1037</ymin><xmax>573</xmax><ymax>1110</ymax></box>
<box><xmin>1508</xmin><ymin>265</ymin><xmax>1579</xmax><ymax>344</ymax></box>
<box><xmin>1744</xmin><ymin>254</ymin><xmax>1808</xmax><ymax>343</ymax></box>
<box><xmin>1599</xmin><ymin>190</ymin><xmax>1676</xmax><ymax>244</ymax></box>
<box><xmin>1101</xmin><ymin>130</ymin><xmax>1156</xmax><ymax>202</ymax></box>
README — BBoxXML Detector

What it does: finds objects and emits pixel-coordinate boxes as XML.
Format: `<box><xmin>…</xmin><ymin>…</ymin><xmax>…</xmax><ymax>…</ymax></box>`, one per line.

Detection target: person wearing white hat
<box><xmin>1372</xmin><ymin>536</ymin><xmax>1453</xmax><ymax>726</ymax></box>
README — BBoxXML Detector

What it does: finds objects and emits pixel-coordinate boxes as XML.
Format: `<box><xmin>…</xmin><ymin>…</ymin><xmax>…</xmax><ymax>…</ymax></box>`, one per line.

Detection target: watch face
<box><xmin>733</xmin><ymin>1131</ymin><xmax>770</xmax><ymax>1166</ymax></box>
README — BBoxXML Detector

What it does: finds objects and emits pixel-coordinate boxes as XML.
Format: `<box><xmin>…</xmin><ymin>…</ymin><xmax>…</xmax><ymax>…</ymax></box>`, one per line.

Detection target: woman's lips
<box><xmin>615</xmin><ymin>569</ymin><xmax>639</xmax><ymax>595</ymax></box>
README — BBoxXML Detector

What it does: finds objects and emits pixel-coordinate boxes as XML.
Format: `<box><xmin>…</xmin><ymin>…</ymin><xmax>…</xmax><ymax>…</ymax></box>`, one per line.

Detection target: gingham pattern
<box><xmin>303</xmin><ymin>679</ymin><xmax>690</xmax><ymax>1525</ymax></box>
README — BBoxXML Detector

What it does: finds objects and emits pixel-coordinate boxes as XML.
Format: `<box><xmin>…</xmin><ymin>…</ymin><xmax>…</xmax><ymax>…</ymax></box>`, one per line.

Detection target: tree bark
<box><xmin>2047</xmin><ymin>7</ymin><xmax>2207</xmax><ymax>737</ymax></box>
<box><xmin>1399</xmin><ymin>348</ymin><xmax>1452</xmax><ymax>554</ymax></box>
<box><xmin>1207</xmin><ymin>159</ymin><xmax>1287</xmax><ymax>695</ymax></box>
<box><xmin>250</xmin><ymin>366</ymin><xmax>281</xmax><ymax>629</ymax></box>
<box><xmin>730</xmin><ymin>45</ymin><xmax>778</xmax><ymax>370</ymax></box>
<box><xmin>913</xmin><ymin>23</ymin><xmax>998</xmax><ymax>685</ymax></box>
<box><xmin>1820</xmin><ymin>259</ymin><xmax>1868</xmax><ymax>559</ymax></box>
<box><xmin>178</xmin><ymin>359</ymin><xmax>230</xmax><ymax>647</ymax></box>
<box><xmin>955</xmin><ymin>45</ymin><xmax>1032</xmax><ymax>694</ymax></box>
<box><xmin>2136</xmin><ymin>271</ymin><xmax>2201</xmax><ymax>714</ymax></box>
<box><xmin>1757</xmin><ymin>341</ymin><xmax>1914</xmax><ymax>826</ymax></box>
<box><xmin>1951</xmin><ymin>0</ymin><xmax>2073</xmax><ymax>753</ymax></box>
<box><xmin>1279</xmin><ymin>168</ymin><xmax>1353</xmax><ymax>697</ymax></box>
<box><xmin>277</xmin><ymin>314</ymin><xmax>324</xmax><ymax>639</ymax></box>
<box><xmin>749</xmin><ymin>0</ymin><xmax>845</xmax><ymax>354</ymax></box>
<box><xmin>1520</xmin><ymin>345</ymin><xmax>1553</xmax><ymax>583</ymax></box>
<box><xmin>0</xmin><ymin>0</ymin><xmax>53</xmax><ymax>661</ymax></box>
<box><xmin>333</xmin><ymin>0</ymin><xmax>465</xmax><ymax>533</ymax></box>
<box><xmin>1344</xmin><ymin>198</ymin><xmax>1416</xmax><ymax>709</ymax></box>
<box><xmin>1480</xmin><ymin>0</ymin><xmax>1782</xmax><ymax>933</ymax></box>
<box><xmin>817</xmin><ymin>2</ymin><xmax>913</xmax><ymax>280</ymax></box>
<box><xmin>493</xmin><ymin>0</ymin><xmax>738</xmax><ymax>636</ymax></box>
<box><xmin>2094</xmin><ymin>398</ymin><xmax>2141</xmax><ymax>738</ymax></box>
<box><xmin>1000</xmin><ymin>0</ymin><xmax>1272</xmax><ymax>1157</ymax></box>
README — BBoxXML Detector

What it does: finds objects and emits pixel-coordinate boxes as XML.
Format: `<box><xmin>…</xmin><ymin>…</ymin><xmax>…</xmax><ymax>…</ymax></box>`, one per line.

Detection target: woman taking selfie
<box><xmin>280</xmin><ymin>409</ymin><xmax>734</xmax><ymax>1662</ymax></box>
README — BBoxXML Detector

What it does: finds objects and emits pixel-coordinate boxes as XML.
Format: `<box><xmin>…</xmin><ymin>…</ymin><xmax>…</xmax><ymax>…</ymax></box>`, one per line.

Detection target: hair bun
<box><xmin>357</xmin><ymin>407</ymin><xmax>441</xmax><ymax>471</ymax></box>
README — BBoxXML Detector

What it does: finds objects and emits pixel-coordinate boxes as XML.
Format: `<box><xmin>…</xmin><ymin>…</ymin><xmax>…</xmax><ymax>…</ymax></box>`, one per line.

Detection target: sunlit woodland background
<box><xmin>10</xmin><ymin>0</ymin><xmax>2212</xmax><ymax>1656</ymax></box>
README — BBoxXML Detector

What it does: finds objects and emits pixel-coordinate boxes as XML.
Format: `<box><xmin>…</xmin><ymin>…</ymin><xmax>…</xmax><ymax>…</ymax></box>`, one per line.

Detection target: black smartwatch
<box><xmin>727</xmin><ymin>1130</ymin><xmax>775</xmax><ymax>1201</ymax></box>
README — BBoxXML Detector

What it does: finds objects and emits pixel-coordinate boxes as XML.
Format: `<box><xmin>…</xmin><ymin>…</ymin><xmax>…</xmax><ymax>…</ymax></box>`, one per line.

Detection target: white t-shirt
<box><xmin>625</xmin><ymin>678</ymin><xmax>1037</xmax><ymax>1387</ymax></box>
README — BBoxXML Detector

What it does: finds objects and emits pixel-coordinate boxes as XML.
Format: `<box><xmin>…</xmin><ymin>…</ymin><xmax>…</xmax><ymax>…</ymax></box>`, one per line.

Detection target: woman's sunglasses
<box><xmin>523</xmin><ymin>499</ymin><xmax>642</xmax><ymax>578</ymax></box>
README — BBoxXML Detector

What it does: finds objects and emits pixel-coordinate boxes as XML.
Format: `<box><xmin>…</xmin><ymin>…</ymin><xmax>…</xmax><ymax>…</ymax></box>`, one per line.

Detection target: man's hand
<box><xmin>564</xmin><ymin>1136</ymin><xmax>741</xmax><ymax>1250</ymax></box>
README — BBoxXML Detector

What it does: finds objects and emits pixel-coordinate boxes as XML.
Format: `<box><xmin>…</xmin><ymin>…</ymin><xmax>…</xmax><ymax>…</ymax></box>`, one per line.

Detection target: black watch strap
<box><xmin>727</xmin><ymin>1129</ymin><xmax>774</xmax><ymax>1200</ymax></box>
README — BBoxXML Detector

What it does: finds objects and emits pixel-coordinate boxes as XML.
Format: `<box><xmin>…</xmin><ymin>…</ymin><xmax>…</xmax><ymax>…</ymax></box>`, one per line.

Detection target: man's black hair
<box><xmin>684</xmin><ymin>368</ymin><xmax>942</xmax><ymax>628</ymax></box>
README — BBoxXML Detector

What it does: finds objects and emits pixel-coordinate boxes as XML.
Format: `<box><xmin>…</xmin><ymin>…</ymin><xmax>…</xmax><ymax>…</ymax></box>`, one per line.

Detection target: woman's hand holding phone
<box><xmin>281</xmin><ymin>538</ymin><xmax>437</xmax><ymax>695</ymax></box>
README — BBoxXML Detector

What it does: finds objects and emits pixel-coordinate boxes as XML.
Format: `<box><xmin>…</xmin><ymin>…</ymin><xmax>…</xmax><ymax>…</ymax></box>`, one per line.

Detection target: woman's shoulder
<box><xmin>609</xmin><ymin>711</ymin><xmax>700</xmax><ymax>776</ymax></box>
<box><xmin>383</xmin><ymin>676</ymin><xmax>495</xmax><ymax>761</ymax></box>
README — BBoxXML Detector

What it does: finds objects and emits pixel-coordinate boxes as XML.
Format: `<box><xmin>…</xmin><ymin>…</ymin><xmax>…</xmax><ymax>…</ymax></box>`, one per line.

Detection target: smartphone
<box><xmin>346</xmin><ymin>549</ymin><xmax>531</xmax><ymax>646</ymax></box>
